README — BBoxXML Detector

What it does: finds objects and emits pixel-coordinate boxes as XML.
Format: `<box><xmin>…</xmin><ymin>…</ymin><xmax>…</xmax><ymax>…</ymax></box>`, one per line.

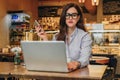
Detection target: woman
<box><xmin>35</xmin><ymin>3</ymin><xmax>92</xmax><ymax>71</ymax></box>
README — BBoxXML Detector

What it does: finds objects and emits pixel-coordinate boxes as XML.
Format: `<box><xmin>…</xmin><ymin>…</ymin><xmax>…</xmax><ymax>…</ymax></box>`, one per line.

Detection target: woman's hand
<box><xmin>35</xmin><ymin>26</ymin><xmax>48</xmax><ymax>41</ymax></box>
<box><xmin>67</xmin><ymin>61</ymin><xmax>80</xmax><ymax>71</ymax></box>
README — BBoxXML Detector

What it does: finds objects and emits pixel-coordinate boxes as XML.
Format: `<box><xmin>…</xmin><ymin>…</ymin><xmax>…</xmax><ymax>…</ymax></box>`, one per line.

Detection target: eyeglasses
<box><xmin>66</xmin><ymin>13</ymin><xmax>79</xmax><ymax>19</ymax></box>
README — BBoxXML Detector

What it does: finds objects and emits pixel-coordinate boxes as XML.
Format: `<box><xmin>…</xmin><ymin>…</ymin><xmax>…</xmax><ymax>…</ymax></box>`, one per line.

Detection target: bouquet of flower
<box><xmin>11</xmin><ymin>46</ymin><xmax>22</xmax><ymax>65</ymax></box>
<box><xmin>11</xmin><ymin>47</ymin><xmax>21</xmax><ymax>55</ymax></box>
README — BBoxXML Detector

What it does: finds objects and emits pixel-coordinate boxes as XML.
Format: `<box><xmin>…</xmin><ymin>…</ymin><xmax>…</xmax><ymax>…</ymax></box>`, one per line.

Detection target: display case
<box><xmin>8</xmin><ymin>12</ymin><xmax>30</xmax><ymax>45</ymax></box>
<box><xmin>86</xmin><ymin>23</ymin><xmax>120</xmax><ymax>55</ymax></box>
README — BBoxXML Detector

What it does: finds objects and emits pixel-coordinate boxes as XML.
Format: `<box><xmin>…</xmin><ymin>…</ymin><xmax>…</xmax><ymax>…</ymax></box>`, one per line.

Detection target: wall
<box><xmin>0</xmin><ymin>0</ymin><xmax>8</xmax><ymax>48</ymax></box>
<box><xmin>0</xmin><ymin>0</ymin><xmax>38</xmax><ymax>48</ymax></box>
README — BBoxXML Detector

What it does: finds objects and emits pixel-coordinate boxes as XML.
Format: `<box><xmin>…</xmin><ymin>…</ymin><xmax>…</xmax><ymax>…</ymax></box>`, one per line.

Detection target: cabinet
<box><xmin>86</xmin><ymin>23</ymin><xmax>120</xmax><ymax>55</ymax></box>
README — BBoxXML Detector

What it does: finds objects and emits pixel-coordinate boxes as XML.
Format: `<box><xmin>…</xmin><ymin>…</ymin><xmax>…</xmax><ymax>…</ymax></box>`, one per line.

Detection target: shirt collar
<box><xmin>70</xmin><ymin>27</ymin><xmax>78</xmax><ymax>38</ymax></box>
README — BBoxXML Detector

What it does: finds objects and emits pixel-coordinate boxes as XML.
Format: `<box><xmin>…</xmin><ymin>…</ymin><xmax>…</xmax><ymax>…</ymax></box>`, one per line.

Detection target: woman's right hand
<box><xmin>67</xmin><ymin>61</ymin><xmax>80</xmax><ymax>71</ymax></box>
<box><xmin>35</xmin><ymin>26</ymin><xmax>48</xmax><ymax>41</ymax></box>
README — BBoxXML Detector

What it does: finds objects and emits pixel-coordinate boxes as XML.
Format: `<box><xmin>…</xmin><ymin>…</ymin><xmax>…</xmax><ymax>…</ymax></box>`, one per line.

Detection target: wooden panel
<box><xmin>6</xmin><ymin>0</ymin><xmax>23</xmax><ymax>11</ymax></box>
<box><xmin>0</xmin><ymin>0</ymin><xmax>9</xmax><ymax>48</ymax></box>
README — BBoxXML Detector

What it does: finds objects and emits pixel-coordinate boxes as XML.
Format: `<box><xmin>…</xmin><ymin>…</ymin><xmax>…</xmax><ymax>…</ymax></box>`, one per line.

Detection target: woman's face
<box><xmin>65</xmin><ymin>7</ymin><xmax>80</xmax><ymax>28</ymax></box>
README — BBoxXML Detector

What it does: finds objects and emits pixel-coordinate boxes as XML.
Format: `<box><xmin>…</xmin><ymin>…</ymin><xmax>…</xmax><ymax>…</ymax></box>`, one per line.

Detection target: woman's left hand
<box><xmin>35</xmin><ymin>26</ymin><xmax>48</xmax><ymax>40</ymax></box>
<box><xmin>67</xmin><ymin>61</ymin><xmax>80</xmax><ymax>71</ymax></box>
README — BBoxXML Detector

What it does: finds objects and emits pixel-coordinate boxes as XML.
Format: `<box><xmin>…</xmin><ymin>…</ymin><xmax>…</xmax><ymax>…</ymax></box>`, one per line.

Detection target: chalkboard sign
<box><xmin>38</xmin><ymin>6</ymin><xmax>62</xmax><ymax>17</ymax></box>
<box><xmin>103</xmin><ymin>0</ymin><xmax>120</xmax><ymax>15</ymax></box>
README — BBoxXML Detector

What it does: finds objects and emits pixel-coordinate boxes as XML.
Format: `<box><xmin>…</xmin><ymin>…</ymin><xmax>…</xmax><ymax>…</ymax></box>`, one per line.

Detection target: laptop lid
<box><xmin>21</xmin><ymin>41</ymin><xmax>69</xmax><ymax>72</ymax></box>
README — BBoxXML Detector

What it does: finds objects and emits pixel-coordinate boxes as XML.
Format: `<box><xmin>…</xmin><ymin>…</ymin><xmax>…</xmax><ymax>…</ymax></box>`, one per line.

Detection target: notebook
<box><xmin>21</xmin><ymin>41</ymin><xmax>70</xmax><ymax>72</ymax></box>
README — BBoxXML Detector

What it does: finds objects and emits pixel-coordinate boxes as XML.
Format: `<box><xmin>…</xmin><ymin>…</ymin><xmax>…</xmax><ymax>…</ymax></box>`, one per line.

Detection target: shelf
<box><xmin>92</xmin><ymin>46</ymin><xmax>120</xmax><ymax>49</ymax></box>
<box><xmin>89</xmin><ymin>30</ymin><xmax>120</xmax><ymax>33</ymax></box>
<box><xmin>11</xmin><ymin>22</ymin><xmax>29</xmax><ymax>25</ymax></box>
<box><xmin>45</xmin><ymin>30</ymin><xmax>59</xmax><ymax>34</ymax></box>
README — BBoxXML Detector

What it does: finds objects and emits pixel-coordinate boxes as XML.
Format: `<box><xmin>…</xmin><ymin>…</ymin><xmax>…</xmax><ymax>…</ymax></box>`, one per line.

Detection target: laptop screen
<box><xmin>21</xmin><ymin>41</ymin><xmax>69</xmax><ymax>72</ymax></box>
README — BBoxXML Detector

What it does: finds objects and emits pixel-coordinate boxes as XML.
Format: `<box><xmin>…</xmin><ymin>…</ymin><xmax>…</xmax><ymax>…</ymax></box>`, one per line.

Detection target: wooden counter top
<box><xmin>0</xmin><ymin>62</ymin><xmax>107</xmax><ymax>80</ymax></box>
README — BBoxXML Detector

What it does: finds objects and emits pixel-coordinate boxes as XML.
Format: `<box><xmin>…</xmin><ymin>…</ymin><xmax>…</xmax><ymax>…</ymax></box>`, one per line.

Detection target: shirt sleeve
<box><xmin>78</xmin><ymin>33</ymin><xmax>92</xmax><ymax>68</ymax></box>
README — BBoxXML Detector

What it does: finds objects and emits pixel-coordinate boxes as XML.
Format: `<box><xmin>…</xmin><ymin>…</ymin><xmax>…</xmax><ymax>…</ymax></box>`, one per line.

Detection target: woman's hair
<box><xmin>56</xmin><ymin>3</ymin><xmax>86</xmax><ymax>41</ymax></box>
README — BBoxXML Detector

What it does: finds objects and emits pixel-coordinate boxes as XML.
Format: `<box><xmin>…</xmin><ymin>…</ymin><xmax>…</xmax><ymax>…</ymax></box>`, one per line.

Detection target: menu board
<box><xmin>38</xmin><ymin>6</ymin><xmax>62</xmax><ymax>17</ymax></box>
<box><xmin>103</xmin><ymin>0</ymin><xmax>120</xmax><ymax>15</ymax></box>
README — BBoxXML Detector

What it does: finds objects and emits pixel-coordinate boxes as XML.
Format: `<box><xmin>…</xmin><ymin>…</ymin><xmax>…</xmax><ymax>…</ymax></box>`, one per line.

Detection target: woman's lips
<box><xmin>68</xmin><ymin>21</ymin><xmax>73</xmax><ymax>23</ymax></box>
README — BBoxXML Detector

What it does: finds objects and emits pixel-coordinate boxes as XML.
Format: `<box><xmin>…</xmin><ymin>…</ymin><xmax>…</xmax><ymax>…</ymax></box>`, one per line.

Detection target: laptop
<box><xmin>21</xmin><ymin>41</ymin><xmax>70</xmax><ymax>72</ymax></box>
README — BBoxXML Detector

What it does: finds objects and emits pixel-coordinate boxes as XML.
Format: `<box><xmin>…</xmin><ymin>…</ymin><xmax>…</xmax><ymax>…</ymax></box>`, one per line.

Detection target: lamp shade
<box><xmin>79</xmin><ymin>0</ymin><xmax>85</xmax><ymax>3</ymax></box>
<box><xmin>92</xmin><ymin>0</ymin><xmax>99</xmax><ymax>6</ymax></box>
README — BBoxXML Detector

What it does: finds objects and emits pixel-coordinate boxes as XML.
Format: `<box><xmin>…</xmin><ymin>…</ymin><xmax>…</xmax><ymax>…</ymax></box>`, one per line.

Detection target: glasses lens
<box><xmin>72</xmin><ymin>13</ymin><xmax>78</xmax><ymax>19</ymax></box>
<box><xmin>66</xmin><ymin>14</ymin><xmax>70</xmax><ymax>19</ymax></box>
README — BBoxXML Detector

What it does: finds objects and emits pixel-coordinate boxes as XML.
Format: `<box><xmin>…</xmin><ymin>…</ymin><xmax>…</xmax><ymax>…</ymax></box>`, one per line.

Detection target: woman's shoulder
<box><xmin>77</xmin><ymin>28</ymin><xmax>91</xmax><ymax>38</ymax></box>
<box><xmin>77</xmin><ymin>28</ymin><xmax>92</xmax><ymax>40</ymax></box>
<box><xmin>77</xmin><ymin>28</ymin><xmax>88</xmax><ymax>35</ymax></box>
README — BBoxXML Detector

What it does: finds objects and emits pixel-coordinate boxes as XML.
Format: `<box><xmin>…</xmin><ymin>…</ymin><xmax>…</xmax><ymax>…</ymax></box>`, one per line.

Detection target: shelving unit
<box><xmin>9</xmin><ymin>13</ymin><xmax>30</xmax><ymax>45</ymax></box>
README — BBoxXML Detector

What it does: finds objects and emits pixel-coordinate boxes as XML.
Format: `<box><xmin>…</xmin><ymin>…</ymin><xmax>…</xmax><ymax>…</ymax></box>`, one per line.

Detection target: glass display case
<box><xmin>86</xmin><ymin>23</ymin><xmax>120</xmax><ymax>55</ymax></box>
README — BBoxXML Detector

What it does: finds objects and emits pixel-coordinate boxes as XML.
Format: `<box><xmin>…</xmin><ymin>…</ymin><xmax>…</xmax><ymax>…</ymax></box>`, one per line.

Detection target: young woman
<box><xmin>35</xmin><ymin>3</ymin><xmax>92</xmax><ymax>71</ymax></box>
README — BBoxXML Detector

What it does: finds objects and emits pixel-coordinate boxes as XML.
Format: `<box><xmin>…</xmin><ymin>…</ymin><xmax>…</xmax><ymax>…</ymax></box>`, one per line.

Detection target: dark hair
<box><xmin>56</xmin><ymin>3</ymin><xmax>86</xmax><ymax>41</ymax></box>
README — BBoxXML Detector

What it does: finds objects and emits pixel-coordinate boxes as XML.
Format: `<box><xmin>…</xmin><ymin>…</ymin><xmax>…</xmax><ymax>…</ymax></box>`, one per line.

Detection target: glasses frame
<box><xmin>65</xmin><ymin>13</ymin><xmax>79</xmax><ymax>19</ymax></box>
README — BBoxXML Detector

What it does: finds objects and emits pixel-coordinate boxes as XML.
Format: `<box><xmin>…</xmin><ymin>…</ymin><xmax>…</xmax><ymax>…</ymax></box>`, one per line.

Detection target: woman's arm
<box><xmin>78</xmin><ymin>33</ymin><xmax>92</xmax><ymax>68</ymax></box>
